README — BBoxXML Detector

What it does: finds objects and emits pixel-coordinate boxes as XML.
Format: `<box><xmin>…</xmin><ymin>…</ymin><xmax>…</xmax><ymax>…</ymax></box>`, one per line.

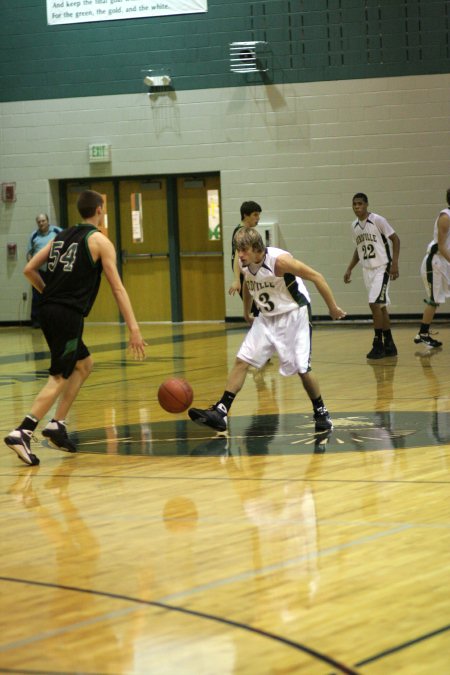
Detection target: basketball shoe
<box><xmin>366</xmin><ymin>339</ymin><xmax>385</xmax><ymax>359</ymax></box>
<box><xmin>384</xmin><ymin>339</ymin><xmax>398</xmax><ymax>356</ymax></box>
<box><xmin>4</xmin><ymin>429</ymin><xmax>40</xmax><ymax>466</ymax></box>
<box><xmin>42</xmin><ymin>420</ymin><xmax>76</xmax><ymax>453</ymax></box>
<box><xmin>313</xmin><ymin>406</ymin><xmax>333</xmax><ymax>431</ymax></box>
<box><xmin>188</xmin><ymin>404</ymin><xmax>228</xmax><ymax>432</ymax></box>
<box><xmin>414</xmin><ymin>333</ymin><xmax>442</xmax><ymax>348</ymax></box>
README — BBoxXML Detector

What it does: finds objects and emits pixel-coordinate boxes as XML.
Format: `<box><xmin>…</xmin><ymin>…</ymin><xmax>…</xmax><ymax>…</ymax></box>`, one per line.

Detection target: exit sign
<box><xmin>88</xmin><ymin>143</ymin><xmax>111</xmax><ymax>163</ymax></box>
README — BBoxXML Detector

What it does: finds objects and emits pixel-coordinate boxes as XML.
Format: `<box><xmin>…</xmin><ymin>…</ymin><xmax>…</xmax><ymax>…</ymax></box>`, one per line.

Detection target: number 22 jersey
<box><xmin>352</xmin><ymin>212</ymin><xmax>395</xmax><ymax>269</ymax></box>
<box><xmin>240</xmin><ymin>246</ymin><xmax>311</xmax><ymax>316</ymax></box>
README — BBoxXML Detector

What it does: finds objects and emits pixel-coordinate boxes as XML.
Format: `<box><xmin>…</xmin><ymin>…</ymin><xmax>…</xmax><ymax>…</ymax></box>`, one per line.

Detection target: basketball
<box><xmin>157</xmin><ymin>377</ymin><xmax>194</xmax><ymax>413</ymax></box>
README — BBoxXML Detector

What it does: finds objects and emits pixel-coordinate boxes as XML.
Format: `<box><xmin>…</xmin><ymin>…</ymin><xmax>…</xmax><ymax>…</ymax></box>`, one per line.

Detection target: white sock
<box><xmin>45</xmin><ymin>419</ymin><xmax>66</xmax><ymax>430</ymax></box>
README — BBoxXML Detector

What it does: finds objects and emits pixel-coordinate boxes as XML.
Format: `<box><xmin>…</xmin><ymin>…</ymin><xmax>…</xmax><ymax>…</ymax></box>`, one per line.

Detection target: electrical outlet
<box><xmin>22</xmin><ymin>292</ymin><xmax>27</xmax><ymax>301</ymax></box>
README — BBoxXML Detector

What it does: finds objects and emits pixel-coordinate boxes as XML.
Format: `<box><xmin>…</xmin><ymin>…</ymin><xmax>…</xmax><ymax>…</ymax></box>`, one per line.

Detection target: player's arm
<box><xmin>344</xmin><ymin>248</ymin><xmax>359</xmax><ymax>283</ymax></box>
<box><xmin>228</xmin><ymin>245</ymin><xmax>242</xmax><ymax>295</ymax></box>
<box><xmin>388</xmin><ymin>232</ymin><xmax>400</xmax><ymax>279</ymax></box>
<box><xmin>437</xmin><ymin>212</ymin><xmax>450</xmax><ymax>263</ymax></box>
<box><xmin>91</xmin><ymin>233</ymin><xmax>146</xmax><ymax>359</ymax></box>
<box><xmin>23</xmin><ymin>241</ymin><xmax>53</xmax><ymax>292</ymax></box>
<box><xmin>242</xmin><ymin>279</ymin><xmax>254</xmax><ymax>325</ymax></box>
<box><xmin>26</xmin><ymin>233</ymin><xmax>35</xmax><ymax>262</ymax></box>
<box><xmin>275</xmin><ymin>254</ymin><xmax>346</xmax><ymax>320</ymax></box>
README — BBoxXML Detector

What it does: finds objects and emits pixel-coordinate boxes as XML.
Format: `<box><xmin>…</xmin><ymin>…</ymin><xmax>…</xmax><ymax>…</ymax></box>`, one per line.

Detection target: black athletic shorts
<box><xmin>40</xmin><ymin>303</ymin><xmax>90</xmax><ymax>379</ymax></box>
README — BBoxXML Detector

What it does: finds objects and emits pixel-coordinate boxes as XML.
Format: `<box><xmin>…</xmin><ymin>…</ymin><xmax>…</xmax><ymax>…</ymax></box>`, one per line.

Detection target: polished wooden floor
<box><xmin>0</xmin><ymin>321</ymin><xmax>449</xmax><ymax>674</ymax></box>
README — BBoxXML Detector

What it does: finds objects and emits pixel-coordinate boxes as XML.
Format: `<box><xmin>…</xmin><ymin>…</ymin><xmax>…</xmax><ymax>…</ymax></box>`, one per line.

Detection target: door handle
<box><xmin>179</xmin><ymin>252</ymin><xmax>223</xmax><ymax>257</ymax></box>
<box><xmin>121</xmin><ymin>250</ymin><xmax>169</xmax><ymax>263</ymax></box>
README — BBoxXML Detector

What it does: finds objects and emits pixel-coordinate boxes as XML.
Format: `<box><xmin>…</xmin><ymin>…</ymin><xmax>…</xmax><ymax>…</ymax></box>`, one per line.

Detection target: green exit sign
<box><xmin>88</xmin><ymin>143</ymin><xmax>111</xmax><ymax>163</ymax></box>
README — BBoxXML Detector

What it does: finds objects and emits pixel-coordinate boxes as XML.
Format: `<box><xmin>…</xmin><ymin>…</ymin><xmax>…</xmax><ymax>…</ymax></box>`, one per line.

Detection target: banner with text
<box><xmin>47</xmin><ymin>0</ymin><xmax>207</xmax><ymax>25</ymax></box>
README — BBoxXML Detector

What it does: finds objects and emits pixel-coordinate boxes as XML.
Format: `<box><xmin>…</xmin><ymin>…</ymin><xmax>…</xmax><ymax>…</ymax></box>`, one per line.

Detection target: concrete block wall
<box><xmin>1</xmin><ymin>1</ymin><xmax>449</xmax><ymax>104</ymax></box>
<box><xmin>1</xmin><ymin>72</ymin><xmax>449</xmax><ymax>322</ymax></box>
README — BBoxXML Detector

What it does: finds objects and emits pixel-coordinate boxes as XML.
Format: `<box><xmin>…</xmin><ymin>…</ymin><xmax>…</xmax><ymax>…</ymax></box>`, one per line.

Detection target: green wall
<box><xmin>1</xmin><ymin>0</ymin><xmax>449</xmax><ymax>102</ymax></box>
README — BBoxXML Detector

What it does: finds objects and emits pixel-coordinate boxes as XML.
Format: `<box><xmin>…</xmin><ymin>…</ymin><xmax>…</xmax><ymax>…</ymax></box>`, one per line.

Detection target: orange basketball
<box><xmin>157</xmin><ymin>378</ymin><xmax>194</xmax><ymax>413</ymax></box>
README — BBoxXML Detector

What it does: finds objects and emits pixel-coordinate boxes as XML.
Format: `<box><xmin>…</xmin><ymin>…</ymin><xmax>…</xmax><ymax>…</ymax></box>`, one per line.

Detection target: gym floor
<box><xmin>0</xmin><ymin>321</ymin><xmax>449</xmax><ymax>673</ymax></box>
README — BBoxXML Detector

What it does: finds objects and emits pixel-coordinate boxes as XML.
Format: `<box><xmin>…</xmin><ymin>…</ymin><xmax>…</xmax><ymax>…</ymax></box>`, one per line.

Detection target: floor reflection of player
<box><xmin>351</xmin><ymin>362</ymin><xmax>408</xmax><ymax>516</ymax></box>
<box><xmin>363</xmin><ymin>360</ymin><xmax>406</xmax><ymax>451</ymax></box>
<box><xmin>105</xmin><ymin>406</ymin><xmax>119</xmax><ymax>454</ymax></box>
<box><xmin>163</xmin><ymin>496</ymin><xmax>199</xmax><ymax>533</ymax></box>
<box><xmin>6</xmin><ymin>464</ymin><xmax>133</xmax><ymax>672</ymax></box>
<box><xmin>139</xmin><ymin>407</ymin><xmax>153</xmax><ymax>454</ymax></box>
<box><xmin>226</xmin><ymin>410</ymin><xmax>321</xmax><ymax>626</ymax></box>
<box><xmin>415</xmin><ymin>350</ymin><xmax>449</xmax><ymax>446</ymax></box>
<box><xmin>189</xmin><ymin>435</ymin><xmax>229</xmax><ymax>456</ymax></box>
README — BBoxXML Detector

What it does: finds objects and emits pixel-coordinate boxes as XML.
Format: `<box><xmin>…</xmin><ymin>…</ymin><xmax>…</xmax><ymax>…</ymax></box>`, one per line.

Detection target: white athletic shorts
<box><xmin>237</xmin><ymin>305</ymin><xmax>311</xmax><ymax>375</ymax></box>
<box><xmin>362</xmin><ymin>265</ymin><xmax>391</xmax><ymax>306</ymax></box>
<box><xmin>420</xmin><ymin>252</ymin><xmax>450</xmax><ymax>305</ymax></box>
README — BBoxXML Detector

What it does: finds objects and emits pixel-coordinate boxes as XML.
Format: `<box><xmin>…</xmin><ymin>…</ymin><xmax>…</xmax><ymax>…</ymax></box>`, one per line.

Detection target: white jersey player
<box><xmin>344</xmin><ymin>193</ymin><xmax>400</xmax><ymax>360</ymax></box>
<box><xmin>414</xmin><ymin>189</ymin><xmax>450</xmax><ymax>348</ymax></box>
<box><xmin>189</xmin><ymin>227</ymin><xmax>346</xmax><ymax>434</ymax></box>
<box><xmin>352</xmin><ymin>212</ymin><xmax>395</xmax><ymax>271</ymax></box>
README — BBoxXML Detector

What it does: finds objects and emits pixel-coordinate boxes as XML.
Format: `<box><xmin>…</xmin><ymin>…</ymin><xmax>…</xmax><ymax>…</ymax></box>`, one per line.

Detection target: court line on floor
<box><xmin>355</xmin><ymin>622</ymin><xmax>450</xmax><ymax>667</ymax></box>
<box><xmin>0</xmin><ymin>576</ymin><xmax>359</xmax><ymax>674</ymax></box>
<box><xmin>3</xmin><ymin>466</ymin><xmax>449</xmax><ymax>489</ymax></box>
<box><xmin>3</xmin><ymin>468</ymin><xmax>447</xmax><ymax>486</ymax></box>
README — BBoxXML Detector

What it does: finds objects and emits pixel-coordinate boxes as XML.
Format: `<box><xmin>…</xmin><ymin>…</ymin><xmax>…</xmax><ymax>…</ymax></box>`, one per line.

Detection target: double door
<box><xmin>63</xmin><ymin>175</ymin><xmax>224</xmax><ymax>322</ymax></box>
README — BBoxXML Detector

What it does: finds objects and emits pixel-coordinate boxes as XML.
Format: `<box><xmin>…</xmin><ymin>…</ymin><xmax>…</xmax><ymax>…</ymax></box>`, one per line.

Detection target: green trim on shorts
<box><xmin>62</xmin><ymin>338</ymin><xmax>78</xmax><ymax>357</ymax></box>
<box><xmin>423</xmin><ymin>298</ymin><xmax>440</xmax><ymax>307</ymax></box>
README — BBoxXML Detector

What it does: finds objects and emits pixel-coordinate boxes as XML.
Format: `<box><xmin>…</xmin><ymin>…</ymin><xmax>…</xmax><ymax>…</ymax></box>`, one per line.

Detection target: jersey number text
<box><xmin>48</xmin><ymin>241</ymin><xmax>78</xmax><ymax>272</ymax></box>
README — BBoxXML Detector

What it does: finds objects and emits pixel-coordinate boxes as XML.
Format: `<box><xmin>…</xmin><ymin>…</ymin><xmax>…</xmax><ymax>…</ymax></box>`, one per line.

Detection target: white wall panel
<box><xmin>0</xmin><ymin>73</ymin><xmax>449</xmax><ymax>322</ymax></box>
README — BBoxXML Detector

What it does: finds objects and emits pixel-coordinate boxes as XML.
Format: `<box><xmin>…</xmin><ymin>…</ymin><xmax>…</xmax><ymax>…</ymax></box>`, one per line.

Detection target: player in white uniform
<box><xmin>189</xmin><ymin>227</ymin><xmax>346</xmax><ymax>433</ymax></box>
<box><xmin>344</xmin><ymin>193</ymin><xmax>400</xmax><ymax>359</ymax></box>
<box><xmin>414</xmin><ymin>188</ymin><xmax>450</xmax><ymax>348</ymax></box>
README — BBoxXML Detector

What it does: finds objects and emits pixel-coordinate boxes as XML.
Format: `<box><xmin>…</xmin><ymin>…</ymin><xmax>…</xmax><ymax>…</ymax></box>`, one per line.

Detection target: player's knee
<box><xmin>76</xmin><ymin>356</ymin><xmax>94</xmax><ymax>379</ymax></box>
<box><xmin>50</xmin><ymin>373</ymin><xmax>64</xmax><ymax>387</ymax></box>
<box><xmin>235</xmin><ymin>357</ymin><xmax>250</xmax><ymax>371</ymax></box>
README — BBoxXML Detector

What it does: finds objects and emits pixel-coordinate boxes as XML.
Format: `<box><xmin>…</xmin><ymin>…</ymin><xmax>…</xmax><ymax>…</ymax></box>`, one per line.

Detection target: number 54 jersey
<box><xmin>352</xmin><ymin>212</ymin><xmax>395</xmax><ymax>269</ymax></box>
<box><xmin>42</xmin><ymin>224</ymin><xmax>103</xmax><ymax>317</ymax></box>
<box><xmin>241</xmin><ymin>247</ymin><xmax>311</xmax><ymax>316</ymax></box>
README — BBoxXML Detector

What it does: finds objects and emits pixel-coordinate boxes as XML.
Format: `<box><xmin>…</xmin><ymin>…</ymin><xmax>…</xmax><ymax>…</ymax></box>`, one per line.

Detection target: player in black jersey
<box><xmin>229</xmin><ymin>201</ymin><xmax>262</xmax><ymax>298</ymax></box>
<box><xmin>4</xmin><ymin>190</ymin><xmax>146</xmax><ymax>466</ymax></box>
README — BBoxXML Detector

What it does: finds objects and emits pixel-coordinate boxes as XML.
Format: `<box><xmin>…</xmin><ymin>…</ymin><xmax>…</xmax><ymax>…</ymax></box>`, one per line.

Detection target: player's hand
<box><xmin>343</xmin><ymin>270</ymin><xmax>352</xmax><ymax>284</ymax></box>
<box><xmin>128</xmin><ymin>330</ymin><xmax>147</xmax><ymax>360</ymax></box>
<box><xmin>228</xmin><ymin>280</ymin><xmax>241</xmax><ymax>295</ymax></box>
<box><xmin>330</xmin><ymin>306</ymin><xmax>346</xmax><ymax>320</ymax></box>
<box><xmin>390</xmin><ymin>264</ymin><xmax>399</xmax><ymax>280</ymax></box>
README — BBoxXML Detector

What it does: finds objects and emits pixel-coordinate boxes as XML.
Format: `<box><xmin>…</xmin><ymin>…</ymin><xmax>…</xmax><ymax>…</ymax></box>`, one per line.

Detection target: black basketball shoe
<box><xmin>188</xmin><ymin>405</ymin><xmax>228</xmax><ymax>432</ymax></box>
<box><xmin>4</xmin><ymin>429</ymin><xmax>40</xmax><ymax>466</ymax></box>
<box><xmin>313</xmin><ymin>406</ymin><xmax>333</xmax><ymax>431</ymax></box>
<box><xmin>42</xmin><ymin>421</ymin><xmax>76</xmax><ymax>453</ymax></box>
<box><xmin>366</xmin><ymin>339</ymin><xmax>385</xmax><ymax>359</ymax></box>
<box><xmin>414</xmin><ymin>333</ymin><xmax>442</xmax><ymax>349</ymax></box>
<box><xmin>384</xmin><ymin>340</ymin><xmax>398</xmax><ymax>356</ymax></box>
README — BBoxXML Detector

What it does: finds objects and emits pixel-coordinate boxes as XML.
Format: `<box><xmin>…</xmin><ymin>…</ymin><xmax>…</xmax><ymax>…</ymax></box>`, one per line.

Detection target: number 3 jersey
<box><xmin>351</xmin><ymin>212</ymin><xmax>395</xmax><ymax>269</ymax></box>
<box><xmin>42</xmin><ymin>224</ymin><xmax>103</xmax><ymax>317</ymax></box>
<box><xmin>240</xmin><ymin>246</ymin><xmax>311</xmax><ymax>316</ymax></box>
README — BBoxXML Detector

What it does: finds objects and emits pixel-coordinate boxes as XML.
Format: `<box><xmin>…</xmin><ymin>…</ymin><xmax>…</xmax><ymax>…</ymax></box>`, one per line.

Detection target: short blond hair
<box><xmin>235</xmin><ymin>227</ymin><xmax>265</xmax><ymax>253</ymax></box>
